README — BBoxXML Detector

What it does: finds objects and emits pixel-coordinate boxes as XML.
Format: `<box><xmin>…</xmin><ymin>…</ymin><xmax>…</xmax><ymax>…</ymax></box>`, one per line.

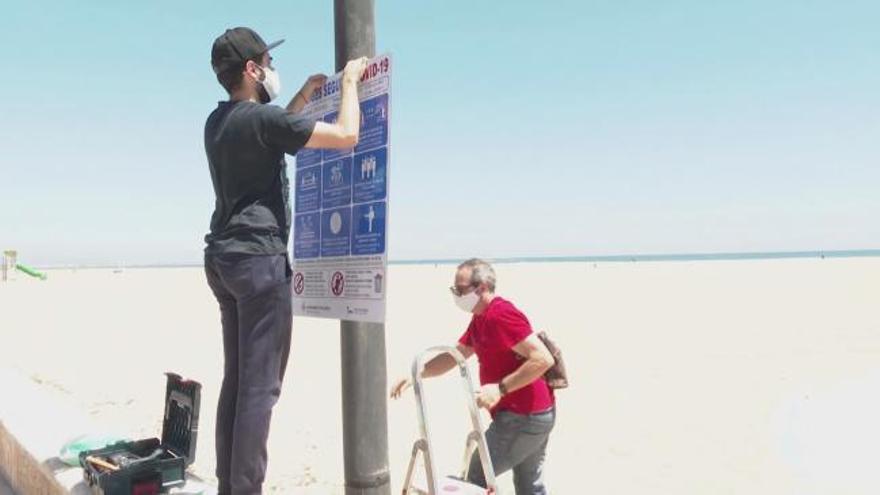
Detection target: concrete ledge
<box><xmin>1</xmin><ymin>421</ymin><xmax>60</xmax><ymax>494</ymax></box>
<box><xmin>0</xmin><ymin>369</ymin><xmax>74</xmax><ymax>495</ymax></box>
<box><xmin>0</xmin><ymin>471</ymin><xmax>17</xmax><ymax>495</ymax></box>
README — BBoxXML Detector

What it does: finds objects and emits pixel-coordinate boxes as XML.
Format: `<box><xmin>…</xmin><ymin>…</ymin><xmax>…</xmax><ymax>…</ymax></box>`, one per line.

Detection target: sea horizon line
<box><xmin>26</xmin><ymin>248</ymin><xmax>880</xmax><ymax>270</ymax></box>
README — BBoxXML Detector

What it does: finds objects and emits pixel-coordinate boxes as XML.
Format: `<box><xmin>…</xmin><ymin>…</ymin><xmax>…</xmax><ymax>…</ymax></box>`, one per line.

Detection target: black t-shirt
<box><xmin>204</xmin><ymin>101</ymin><xmax>315</xmax><ymax>255</ymax></box>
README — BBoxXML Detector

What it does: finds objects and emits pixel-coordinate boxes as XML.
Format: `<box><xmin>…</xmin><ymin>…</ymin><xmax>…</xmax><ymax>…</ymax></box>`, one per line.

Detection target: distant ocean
<box><xmin>34</xmin><ymin>249</ymin><xmax>880</xmax><ymax>270</ymax></box>
<box><xmin>390</xmin><ymin>249</ymin><xmax>880</xmax><ymax>266</ymax></box>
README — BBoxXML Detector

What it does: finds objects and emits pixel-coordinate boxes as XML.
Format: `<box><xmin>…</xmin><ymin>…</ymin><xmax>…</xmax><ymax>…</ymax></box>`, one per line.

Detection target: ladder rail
<box><xmin>410</xmin><ymin>346</ymin><xmax>500</xmax><ymax>494</ymax></box>
<box><xmin>402</xmin><ymin>440</ymin><xmax>427</xmax><ymax>495</ymax></box>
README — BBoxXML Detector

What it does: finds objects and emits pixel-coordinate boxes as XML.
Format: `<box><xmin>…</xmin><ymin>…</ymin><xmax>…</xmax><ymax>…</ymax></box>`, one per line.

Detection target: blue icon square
<box><xmin>321</xmin><ymin>207</ymin><xmax>352</xmax><ymax>257</ymax></box>
<box><xmin>293</xmin><ymin>212</ymin><xmax>320</xmax><ymax>259</ymax></box>
<box><xmin>322</xmin><ymin>157</ymin><xmax>353</xmax><ymax>208</ymax></box>
<box><xmin>355</xmin><ymin>94</ymin><xmax>389</xmax><ymax>153</ymax></box>
<box><xmin>353</xmin><ymin>147</ymin><xmax>387</xmax><ymax>204</ymax></box>
<box><xmin>296</xmin><ymin>147</ymin><xmax>322</xmax><ymax>168</ymax></box>
<box><xmin>295</xmin><ymin>165</ymin><xmax>321</xmax><ymax>213</ymax></box>
<box><xmin>352</xmin><ymin>202</ymin><xmax>386</xmax><ymax>255</ymax></box>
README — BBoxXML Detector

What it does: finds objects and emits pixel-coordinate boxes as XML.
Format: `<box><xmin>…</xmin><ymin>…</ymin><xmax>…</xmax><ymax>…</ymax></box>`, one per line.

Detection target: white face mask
<box><xmin>257</xmin><ymin>65</ymin><xmax>281</xmax><ymax>102</ymax></box>
<box><xmin>453</xmin><ymin>290</ymin><xmax>480</xmax><ymax>313</ymax></box>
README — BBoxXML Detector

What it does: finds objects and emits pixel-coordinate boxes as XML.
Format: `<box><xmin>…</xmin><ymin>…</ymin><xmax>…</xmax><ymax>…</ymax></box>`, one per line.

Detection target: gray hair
<box><xmin>458</xmin><ymin>258</ymin><xmax>496</xmax><ymax>292</ymax></box>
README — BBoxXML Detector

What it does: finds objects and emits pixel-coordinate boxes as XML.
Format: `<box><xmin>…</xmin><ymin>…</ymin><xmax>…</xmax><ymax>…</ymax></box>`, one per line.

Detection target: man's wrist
<box><xmin>498</xmin><ymin>380</ymin><xmax>508</xmax><ymax>396</ymax></box>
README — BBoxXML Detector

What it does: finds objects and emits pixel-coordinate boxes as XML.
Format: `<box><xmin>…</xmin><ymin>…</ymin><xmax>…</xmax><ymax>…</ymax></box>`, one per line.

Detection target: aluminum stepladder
<box><xmin>401</xmin><ymin>346</ymin><xmax>500</xmax><ymax>495</ymax></box>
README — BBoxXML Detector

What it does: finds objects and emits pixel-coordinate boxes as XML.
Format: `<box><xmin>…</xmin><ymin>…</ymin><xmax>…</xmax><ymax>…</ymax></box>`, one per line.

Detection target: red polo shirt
<box><xmin>458</xmin><ymin>297</ymin><xmax>555</xmax><ymax>416</ymax></box>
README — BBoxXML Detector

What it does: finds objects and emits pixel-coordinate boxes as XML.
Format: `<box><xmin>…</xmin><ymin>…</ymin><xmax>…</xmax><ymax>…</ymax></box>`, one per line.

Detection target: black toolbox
<box><xmin>79</xmin><ymin>373</ymin><xmax>201</xmax><ymax>495</ymax></box>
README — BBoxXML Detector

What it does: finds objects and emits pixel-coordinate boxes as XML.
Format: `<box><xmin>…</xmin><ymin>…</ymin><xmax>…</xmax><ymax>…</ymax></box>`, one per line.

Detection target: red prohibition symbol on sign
<box><xmin>330</xmin><ymin>271</ymin><xmax>345</xmax><ymax>296</ymax></box>
<box><xmin>293</xmin><ymin>272</ymin><xmax>305</xmax><ymax>295</ymax></box>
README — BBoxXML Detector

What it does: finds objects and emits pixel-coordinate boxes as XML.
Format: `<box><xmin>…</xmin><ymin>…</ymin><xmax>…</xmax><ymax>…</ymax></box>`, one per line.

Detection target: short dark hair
<box><xmin>216</xmin><ymin>64</ymin><xmax>244</xmax><ymax>94</ymax></box>
<box><xmin>216</xmin><ymin>53</ymin><xmax>265</xmax><ymax>94</ymax></box>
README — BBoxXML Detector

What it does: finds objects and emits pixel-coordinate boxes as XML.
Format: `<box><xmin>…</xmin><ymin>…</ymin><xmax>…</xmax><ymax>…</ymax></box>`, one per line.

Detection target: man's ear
<box><xmin>243</xmin><ymin>60</ymin><xmax>262</xmax><ymax>82</ymax></box>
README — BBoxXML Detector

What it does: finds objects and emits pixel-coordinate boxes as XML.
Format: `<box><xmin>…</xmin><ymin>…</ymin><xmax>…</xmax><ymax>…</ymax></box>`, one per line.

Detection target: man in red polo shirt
<box><xmin>391</xmin><ymin>258</ymin><xmax>556</xmax><ymax>494</ymax></box>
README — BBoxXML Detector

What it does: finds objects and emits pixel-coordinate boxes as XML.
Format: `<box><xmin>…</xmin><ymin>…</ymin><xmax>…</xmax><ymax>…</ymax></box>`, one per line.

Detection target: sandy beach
<box><xmin>1</xmin><ymin>257</ymin><xmax>879</xmax><ymax>494</ymax></box>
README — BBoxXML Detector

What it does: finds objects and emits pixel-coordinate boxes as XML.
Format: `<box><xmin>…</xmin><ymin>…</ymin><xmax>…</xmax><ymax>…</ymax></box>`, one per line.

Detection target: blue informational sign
<box><xmin>290</xmin><ymin>53</ymin><xmax>391</xmax><ymax>323</ymax></box>
<box><xmin>295</xmin><ymin>165</ymin><xmax>321</xmax><ymax>213</ymax></box>
<box><xmin>355</xmin><ymin>94</ymin><xmax>389</xmax><ymax>153</ymax></box>
<box><xmin>296</xmin><ymin>147</ymin><xmax>322</xmax><ymax>169</ymax></box>
<box><xmin>321</xmin><ymin>207</ymin><xmax>352</xmax><ymax>257</ymax></box>
<box><xmin>293</xmin><ymin>212</ymin><xmax>320</xmax><ymax>259</ymax></box>
<box><xmin>352</xmin><ymin>202</ymin><xmax>386</xmax><ymax>255</ymax></box>
<box><xmin>353</xmin><ymin>147</ymin><xmax>387</xmax><ymax>204</ymax></box>
<box><xmin>322</xmin><ymin>157</ymin><xmax>353</xmax><ymax>209</ymax></box>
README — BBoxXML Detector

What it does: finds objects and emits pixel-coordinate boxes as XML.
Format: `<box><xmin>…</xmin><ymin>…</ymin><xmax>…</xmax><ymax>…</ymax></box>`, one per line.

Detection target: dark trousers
<box><xmin>205</xmin><ymin>253</ymin><xmax>293</xmax><ymax>495</ymax></box>
<box><xmin>467</xmin><ymin>408</ymin><xmax>556</xmax><ymax>495</ymax></box>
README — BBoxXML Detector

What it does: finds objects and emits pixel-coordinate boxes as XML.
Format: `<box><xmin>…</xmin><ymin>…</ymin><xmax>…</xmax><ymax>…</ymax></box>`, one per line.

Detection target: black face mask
<box><xmin>257</xmin><ymin>85</ymin><xmax>270</xmax><ymax>104</ymax></box>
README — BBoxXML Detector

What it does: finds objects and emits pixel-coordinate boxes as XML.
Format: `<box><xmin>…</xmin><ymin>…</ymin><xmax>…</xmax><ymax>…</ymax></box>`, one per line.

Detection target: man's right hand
<box><xmin>390</xmin><ymin>377</ymin><xmax>412</xmax><ymax>399</ymax></box>
<box><xmin>343</xmin><ymin>56</ymin><xmax>369</xmax><ymax>85</ymax></box>
<box><xmin>305</xmin><ymin>57</ymin><xmax>368</xmax><ymax>150</ymax></box>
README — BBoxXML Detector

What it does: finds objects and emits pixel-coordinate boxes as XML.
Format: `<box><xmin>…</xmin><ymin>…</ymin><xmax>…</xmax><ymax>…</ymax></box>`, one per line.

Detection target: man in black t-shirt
<box><xmin>205</xmin><ymin>27</ymin><xmax>366</xmax><ymax>495</ymax></box>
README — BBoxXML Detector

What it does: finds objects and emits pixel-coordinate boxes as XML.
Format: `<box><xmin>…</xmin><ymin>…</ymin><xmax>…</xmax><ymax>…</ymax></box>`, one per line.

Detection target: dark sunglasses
<box><xmin>449</xmin><ymin>283</ymin><xmax>477</xmax><ymax>297</ymax></box>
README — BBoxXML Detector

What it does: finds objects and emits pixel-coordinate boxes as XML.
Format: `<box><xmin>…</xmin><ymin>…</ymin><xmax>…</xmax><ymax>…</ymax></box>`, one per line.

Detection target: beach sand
<box><xmin>1</xmin><ymin>257</ymin><xmax>879</xmax><ymax>494</ymax></box>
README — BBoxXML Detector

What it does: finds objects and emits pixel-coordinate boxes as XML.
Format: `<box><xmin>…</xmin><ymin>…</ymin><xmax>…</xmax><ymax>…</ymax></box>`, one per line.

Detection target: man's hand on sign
<box><xmin>300</xmin><ymin>74</ymin><xmax>327</xmax><ymax>99</ymax></box>
<box><xmin>343</xmin><ymin>57</ymin><xmax>369</xmax><ymax>84</ymax></box>
<box><xmin>475</xmin><ymin>384</ymin><xmax>503</xmax><ymax>410</ymax></box>
<box><xmin>305</xmin><ymin>57</ymin><xmax>369</xmax><ymax>149</ymax></box>
<box><xmin>287</xmin><ymin>74</ymin><xmax>326</xmax><ymax>113</ymax></box>
<box><xmin>389</xmin><ymin>377</ymin><xmax>412</xmax><ymax>399</ymax></box>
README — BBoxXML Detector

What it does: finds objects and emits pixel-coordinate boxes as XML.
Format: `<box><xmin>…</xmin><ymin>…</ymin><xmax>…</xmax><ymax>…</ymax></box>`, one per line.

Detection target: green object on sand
<box><xmin>58</xmin><ymin>434</ymin><xmax>129</xmax><ymax>467</ymax></box>
<box><xmin>15</xmin><ymin>263</ymin><xmax>47</xmax><ymax>280</ymax></box>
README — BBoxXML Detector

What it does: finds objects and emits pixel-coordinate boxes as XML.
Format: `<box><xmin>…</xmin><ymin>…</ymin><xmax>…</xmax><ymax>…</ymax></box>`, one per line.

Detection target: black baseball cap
<box><xmin>211</xmin><ymin>27</ymin><xmax>284</xmax><ymax>75</ymax></box>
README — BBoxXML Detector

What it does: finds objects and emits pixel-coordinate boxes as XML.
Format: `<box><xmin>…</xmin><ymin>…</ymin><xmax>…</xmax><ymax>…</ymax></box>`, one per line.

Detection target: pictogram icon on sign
<box><xmin>331</xmin><ymin>271</ymin><xmax>345</xmax><ymax>296</ymax></box>
<box><xmin>293</xmin><ymin>272</ymin><xmax>305</xmax><ymax>295</ymax></box>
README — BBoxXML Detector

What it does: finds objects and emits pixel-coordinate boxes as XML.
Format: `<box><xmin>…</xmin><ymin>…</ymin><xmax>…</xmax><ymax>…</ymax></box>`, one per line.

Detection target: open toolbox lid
<box><xmin>161</xmin><ymin>372</ymin><xmax>201</xmax><ymax>465</ymax></box>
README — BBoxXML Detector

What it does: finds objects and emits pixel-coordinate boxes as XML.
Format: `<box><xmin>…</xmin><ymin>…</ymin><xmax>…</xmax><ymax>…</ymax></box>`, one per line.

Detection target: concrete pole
<box><xmin>334</xmin><ymin>2</ymin><xmax>391</xmax><ymax>494</ymax></box>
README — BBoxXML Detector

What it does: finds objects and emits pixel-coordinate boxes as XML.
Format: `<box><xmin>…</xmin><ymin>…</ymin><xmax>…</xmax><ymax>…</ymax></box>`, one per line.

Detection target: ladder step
<box><xmin>438</xmin><ymin>476</ymin><xmax>491</xmax><ymax>493</ymax></box>
<box><xmin>407</xmin><ymin>476</ymin><xmax>489</xmax><ymax>494</ymax></box>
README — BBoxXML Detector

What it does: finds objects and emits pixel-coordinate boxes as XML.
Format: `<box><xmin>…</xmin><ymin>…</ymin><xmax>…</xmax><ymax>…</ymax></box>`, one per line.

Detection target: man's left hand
<box><xmin>299</xmin><ymin>74</ymin><xmax>327</xmax><ymax>100</ymax></box>
<box><xmin>475</xmin><ymin>384</ymin><xmax>503</xmax><ymax>410</ymax></box>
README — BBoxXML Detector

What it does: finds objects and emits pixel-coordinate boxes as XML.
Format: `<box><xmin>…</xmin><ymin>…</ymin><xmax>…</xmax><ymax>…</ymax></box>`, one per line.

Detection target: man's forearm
<box><xmin>500</xmin><ymin>357</ymin><xmax>552</xmax><ymax>394</ymax></box>
<box><xmin>421</xmin><ymin>352</ymin><xmax>458</xmax><ymax>378</ymax></box>
<box><xmin>335</xmin><ymin>78</ymin><xmax>360</xmax><ymax>141</ymax></box>
<box><xmin>286</xmin><ymin>91</ymin><xmax>309</xmax><ymax>113</ymax></box>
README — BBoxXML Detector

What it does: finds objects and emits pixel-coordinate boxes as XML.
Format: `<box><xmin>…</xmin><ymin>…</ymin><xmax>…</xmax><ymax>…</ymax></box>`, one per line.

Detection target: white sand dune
<box><xmin>1</xmin><ymin>257</ymin><xmax>879</xmax><ymax>494</ymax></box>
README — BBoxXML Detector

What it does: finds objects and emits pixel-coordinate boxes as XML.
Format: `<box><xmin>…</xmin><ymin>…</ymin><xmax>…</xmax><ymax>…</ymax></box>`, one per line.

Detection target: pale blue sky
<box><xmin>1</xmin><ymin>1</ymin><xmax>878</xmax><ymax>266</ymax></box>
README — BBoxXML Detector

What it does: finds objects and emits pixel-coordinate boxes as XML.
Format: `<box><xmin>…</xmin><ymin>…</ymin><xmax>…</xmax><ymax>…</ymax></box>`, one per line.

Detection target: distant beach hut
<box><xmin>2</xmin><ymin>250</ymin><xmax>17</xmax><ymax>281</ymax></box>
